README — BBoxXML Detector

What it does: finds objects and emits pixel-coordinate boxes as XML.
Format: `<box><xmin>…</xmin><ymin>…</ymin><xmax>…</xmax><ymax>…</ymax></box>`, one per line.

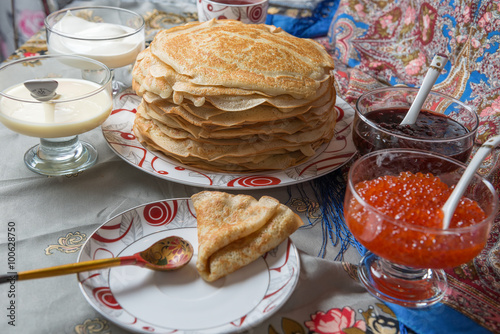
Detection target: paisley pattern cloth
<box><xmin>326</xmin><ymin>1</ymin><xmax>500</xmax><ymax>333</ymax></box>
<box><xmin>327</xmin><ymin>0</ymin><xmax>500</xmax><ymax>188</ymax></box>
<box><xmin>329</xmin><ymin>0</ymin><xmax>500</xmax><ymax>142</ymax></box>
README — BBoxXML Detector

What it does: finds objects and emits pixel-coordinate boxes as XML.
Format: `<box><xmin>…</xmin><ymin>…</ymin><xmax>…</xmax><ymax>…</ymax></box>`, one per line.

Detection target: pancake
<box><xmin>133</xmin><ymin>107</ymin><xmax>322</xmax><ymax>160</ymax></box>
<box><xmin>150</xmin><ymin>19</ymin><xmax>335</xmax><ymax>99</ymax></box>
<box><xmin>143</xmin><ymin>100</ymin><xmax>335</xmax><ymax>145</ymax></box>
<box><xmin>192</xmin><ymin>191</ymin><xmax>303</xmax><ymax>282</ymax></box>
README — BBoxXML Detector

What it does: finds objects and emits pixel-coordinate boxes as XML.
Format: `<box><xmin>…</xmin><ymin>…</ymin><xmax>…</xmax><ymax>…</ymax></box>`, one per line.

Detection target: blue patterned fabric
<box><xmin>266</xmin><ymin>0</ymin><xmax>340</xmax><ymax>38</ymax></box>
<box><xmin>388</xmin><ymin>303</ymin><xmax>492</xmax><ymax>334</ymax></box>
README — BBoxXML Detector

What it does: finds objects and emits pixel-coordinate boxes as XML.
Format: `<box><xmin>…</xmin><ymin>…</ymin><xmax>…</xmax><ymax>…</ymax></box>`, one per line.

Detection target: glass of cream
<box><xmin>0</xmin><ymin>55</ymin><xmax>113</xmax><ymax>176</ymax></box>
<box><xmin>45</xmin><ymin>6</ymin><xmax>145</xmax><ymax>94</ymax></box>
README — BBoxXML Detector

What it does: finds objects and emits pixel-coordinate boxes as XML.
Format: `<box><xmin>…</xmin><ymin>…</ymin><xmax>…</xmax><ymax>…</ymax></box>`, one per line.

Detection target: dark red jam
<box><xmin>353</xmin><ymin>108</ymin><xmax>472</xmax><ymax>162</ymax></box>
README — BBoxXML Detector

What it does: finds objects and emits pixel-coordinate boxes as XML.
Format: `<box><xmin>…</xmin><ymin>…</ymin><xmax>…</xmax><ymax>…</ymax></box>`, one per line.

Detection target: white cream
<box><xmin>48</xmin><ymin>13</ymin><xmax>145</xmax><ymax>68</ymax></box>
<box><xmin>0</xmin><ymin>78</ymin><xmax>112</xmax><ymax>138</ymax></box>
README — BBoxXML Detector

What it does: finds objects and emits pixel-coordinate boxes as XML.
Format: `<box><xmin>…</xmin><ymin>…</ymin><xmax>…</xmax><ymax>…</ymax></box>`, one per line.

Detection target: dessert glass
<box><xmin>45</xmin><ymin>6</ymin><xmax>145</xmax><ymax>94</ymax></box>
<box><xmin>344</xmin><ymin>149</ymin><xmax>497</xmax><ymax>307</ymax></box>
<box><xmin>0</xmin><ymin>55</ymin><xmax>113</xmax><ymax>176</ymax></box>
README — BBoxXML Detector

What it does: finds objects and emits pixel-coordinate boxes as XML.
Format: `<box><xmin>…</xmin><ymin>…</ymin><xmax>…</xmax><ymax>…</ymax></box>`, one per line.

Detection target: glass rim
<box><xmin>354</xmin><ymin>86</ymin><xmax>480</xmax><ymax>143</ymax></box>
<box><xmin>0</xmin><ymin>55</ymin><xmax>112</xmax><ymax>103</ymax></box>
<box><xmin>347</xmin><ymin>148</ymin><xmax>499</xmax><ymax>234</ymax></box>
<box><xmin>45</xmin><ymin>5</ymin><xmax>145</xmax><ymax>41</ymax></box>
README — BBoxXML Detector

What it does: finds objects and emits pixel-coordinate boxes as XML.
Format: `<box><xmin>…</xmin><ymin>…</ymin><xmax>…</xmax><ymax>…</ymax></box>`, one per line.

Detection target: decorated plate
<box><xmin>102</xmin><ymin>90</ymin><xmax>355</xmax><ymax>189</ymax></box>
<box><xmin>78</xmin><ymin>198</ymin><xmax>300</xmax><ymax>334</ymax></box>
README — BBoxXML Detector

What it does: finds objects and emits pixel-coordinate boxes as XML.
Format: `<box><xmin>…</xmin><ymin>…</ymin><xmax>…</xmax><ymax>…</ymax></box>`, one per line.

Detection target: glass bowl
<box><xmin>45</xmin><ymin>6</ymin><xmax>145</xmax><ymax>93</ymax></box>
<box><xmin>344</xmin><ymin>148</ymin><xmax>498</xmax><ymax>307</ymax></box>
<box><xmin>0</xmin><ymin>55</ymin><xmax>113</xmax><ymax>176</ymax></box>
<box><xmin>353</xmin><ymin>87</ymin><xmax>479</xmax><ymax>163</ymax></box>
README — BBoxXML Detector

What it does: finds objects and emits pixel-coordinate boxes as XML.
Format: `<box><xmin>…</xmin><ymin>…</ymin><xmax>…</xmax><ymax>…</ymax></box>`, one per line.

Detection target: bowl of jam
<box><xmin>352</xmin><ymin>87</ymin><xmax>479</xmax><ymax>163</ymax></box>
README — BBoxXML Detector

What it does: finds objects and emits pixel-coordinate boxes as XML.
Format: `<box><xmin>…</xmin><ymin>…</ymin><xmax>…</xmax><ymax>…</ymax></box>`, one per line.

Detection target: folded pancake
<box><xmin>192</xmin><ymin>191</ymin><xmax>303</xmax><ymax>282</ymax></box>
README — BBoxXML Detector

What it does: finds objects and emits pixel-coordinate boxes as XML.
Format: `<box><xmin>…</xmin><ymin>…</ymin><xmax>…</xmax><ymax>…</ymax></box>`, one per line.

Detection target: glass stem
<box><xmin>111</xmin><ymin>68</ymin><xmax>126</xmax><ymax>95</ymax></box>
<box><xmin>378</xmin><ymin>257</ymin><xmax>431</xmax><ymax>281</ymax></box>
<box><xmin>357</xmin><ymin>252</ymin><xmax>447</xmax><ymax>307</ymax></box>
<box><xmin>37</xmin><ymin>136</ymin><xmax>83</xmax><ymax>162</ymax></box>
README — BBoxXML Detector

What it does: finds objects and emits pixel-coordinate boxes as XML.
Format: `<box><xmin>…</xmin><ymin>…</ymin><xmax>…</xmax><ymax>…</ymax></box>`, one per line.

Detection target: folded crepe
<box><xmin>191</xmin><ymin>191</ymin><xmax>303</xmax><ymax>282</ymax></box>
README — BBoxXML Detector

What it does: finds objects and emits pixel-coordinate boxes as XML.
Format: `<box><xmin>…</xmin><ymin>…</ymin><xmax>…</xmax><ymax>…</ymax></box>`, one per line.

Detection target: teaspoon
<box><xmin>442</xmin><ymin>135</ymin><xmax>500</xmax><ymax>229</ymax></box>
<box><xmin>400</xmin><ymin>54</ymin><xmax>448</xmax><ymax>125</ymax></box>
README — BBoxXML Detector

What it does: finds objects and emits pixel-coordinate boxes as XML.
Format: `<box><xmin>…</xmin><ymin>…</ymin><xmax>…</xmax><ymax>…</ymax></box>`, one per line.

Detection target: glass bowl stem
<box><xmin>24</xmin><ymin>136</ymin><xmax>98</xmax><ymax>176</ymax></box>
<box><xmin>358</xmin><ymin>252</ymin><xmax>447</xmax><ymax>308</ymax></box>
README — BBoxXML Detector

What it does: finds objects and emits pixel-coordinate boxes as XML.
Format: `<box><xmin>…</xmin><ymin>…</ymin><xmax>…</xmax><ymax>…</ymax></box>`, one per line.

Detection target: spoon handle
<box><xmin>0</xmin><ymin>254</ymin><xmax>141</xmax><ymax>282</ymax></box>
<box><xmin>442</xmin><ymin>134</ymin><xmax>500</xmax><ymax>229</ymax></box>
<box><xmin>400</xmin><ymin>54</ymin><xmax>448</xmax><ymax>125</ymax></box>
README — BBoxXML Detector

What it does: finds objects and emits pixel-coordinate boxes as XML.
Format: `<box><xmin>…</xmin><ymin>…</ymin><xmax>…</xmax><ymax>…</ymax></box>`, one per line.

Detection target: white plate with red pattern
<box><xmin>102</xmin><ymin>90</ymin><xmax>355</xmax><ymax>189</ymax></box>
<box><xmin>78</xmin><ymin>198</ymin><xmax>300</xmax><ymax>334</ymax></box>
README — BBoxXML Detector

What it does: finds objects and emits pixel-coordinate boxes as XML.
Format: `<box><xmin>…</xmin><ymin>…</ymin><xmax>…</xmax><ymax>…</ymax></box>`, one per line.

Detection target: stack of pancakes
<box><xmin>132</xmin><ymin>19</ymin><xmax>336</xmax><ymax>172</ymax></box>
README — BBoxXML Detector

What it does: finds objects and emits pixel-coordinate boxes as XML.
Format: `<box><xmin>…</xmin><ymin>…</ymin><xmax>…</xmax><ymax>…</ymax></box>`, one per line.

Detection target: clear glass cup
<box><xmin>45</xmin><ymin>6</ymin><xmax>145</xmax><ymax>94</ymax></box>
<box><xmin>344</xmin><ymin>149</ymin><xmax>498</xmax><ymax>307</ymax></box>
<box><xmin>0</xmin><ymin>55</ymin><xmax>113</xmax><ymax>176</ymax></box>
<box><xmin>353</xmin><ymin>87</ymin><xmax>479</xmax><ymax>163</ymax></box>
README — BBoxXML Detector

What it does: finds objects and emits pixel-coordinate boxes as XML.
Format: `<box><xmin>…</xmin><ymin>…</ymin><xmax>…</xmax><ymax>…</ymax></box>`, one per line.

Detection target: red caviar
<box><xmin>345</xmin><ymin>171</ymin><xmax>489</xmax><ymax>269</ymax></box>
<box><xmin>355</xmin><ymin>171</ymin><xmax>486</xmax><ymax>228</ymax></box>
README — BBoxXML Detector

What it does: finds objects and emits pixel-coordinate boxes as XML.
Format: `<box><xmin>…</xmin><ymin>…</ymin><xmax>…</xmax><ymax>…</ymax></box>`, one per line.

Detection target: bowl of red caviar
<box><xmin>344</xmin><ymin>148</ymin><xmax>498</xmax><ymax>308</ymax></box>
<box><xmin>352</xmin><ymin>87</ymin><xmax>479</xmax><ymax>163</ymax></box>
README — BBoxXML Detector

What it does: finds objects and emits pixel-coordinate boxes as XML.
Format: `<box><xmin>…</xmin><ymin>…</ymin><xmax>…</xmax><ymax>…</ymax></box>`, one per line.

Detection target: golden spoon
<box><xmin>0</xmin><ymin>236</ymin><xmax>193</xmax><ymax>283</ymax></box>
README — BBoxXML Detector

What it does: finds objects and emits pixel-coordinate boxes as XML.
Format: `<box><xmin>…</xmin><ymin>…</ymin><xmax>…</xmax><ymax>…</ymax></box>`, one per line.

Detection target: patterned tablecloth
<box><xmin>0</xmin><ymin>1</ymin><xmax>499</xmax><ymax>334</ymax></box>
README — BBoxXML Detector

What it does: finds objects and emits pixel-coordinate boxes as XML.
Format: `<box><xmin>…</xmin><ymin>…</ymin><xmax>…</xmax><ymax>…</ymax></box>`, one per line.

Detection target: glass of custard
<box><xmin>0</xmin><ymin>55</ymin><xmax>113</xmax><ymax>176</ymax></box>
<box><xmin>45</xmin><ymin>6</ymin><xmax>145</xmax><ymax>94</ymax></box>
<box><xmin>352</xmin><ymin>87</ymin><xmax>479</xmax><ymax>163</ymax></box>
